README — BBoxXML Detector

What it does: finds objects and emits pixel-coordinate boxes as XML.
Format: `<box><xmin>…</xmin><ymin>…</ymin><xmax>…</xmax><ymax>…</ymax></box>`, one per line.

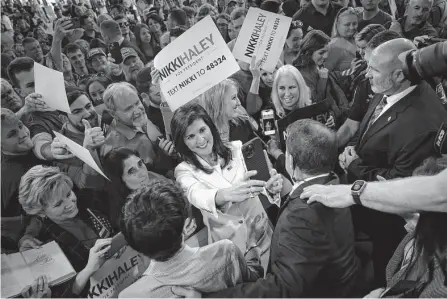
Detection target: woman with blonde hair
<box><xmin>194</xmin><ymin>78</ymin><xmax>255</xmax><ymax>143</ymax></box>
<box><xmin>270</xmin><ymin>65</ymin><xmax>311</xmax><ymax>118</ymax></box>
<box><xmin>325</xmin><ymin>7</ymin><xmax>359</xmax><ymax>72</ymax></box>
<box><xmin>18</xmin><ymin>165</ymin><xmax>122</xmax><ymax>297</ymax></box>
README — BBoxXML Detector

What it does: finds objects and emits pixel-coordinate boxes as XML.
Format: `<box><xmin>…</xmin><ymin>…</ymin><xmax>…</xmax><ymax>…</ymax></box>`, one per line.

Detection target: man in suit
<box><xmin>339</xmin><ymin>38</ymin><xmax>447</xmax><ymax>286</ymax></box>
<box><xmin>198</xmin><ymin>119</ymin><xmax>362</xmax><ymax>297</ymax></box>
<box><xmin>340</xmin><ymin>38</ymin><xmax>447</xmax><ymax>182</ymax></box>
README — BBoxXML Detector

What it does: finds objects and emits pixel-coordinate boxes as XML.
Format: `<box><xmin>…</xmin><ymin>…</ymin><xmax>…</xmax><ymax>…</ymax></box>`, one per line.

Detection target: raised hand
<box><xmin>158</xmin><ymin>136</ymin><xmax>176</xmax><ymax>156</ymax></box>
<box><xmin>82</xmin><ymin>119</ymin><xmax>105</xmax><ymax>151</ymax></box>
<box><xmin>249</xmin><ymin>55</ymin><xmax>262</xmax><ymax>79</ymax></box>
<box><xmin>53</xmin><ymin>18</ymin><xmax>72</xmax><ymax>41</ymax></box>
<box><xmin>85</xmin><ymin>238</ymin><xmax>112</xmax><ymax>273</ymax></box>
<box><xmin>23</xmin><ymin>93</ymin><xmax>53</xmax><ymax>114</ymax></box>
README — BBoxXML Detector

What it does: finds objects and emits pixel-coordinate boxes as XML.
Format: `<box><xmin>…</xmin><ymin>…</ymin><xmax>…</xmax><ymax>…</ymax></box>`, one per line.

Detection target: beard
<box><xmin>70</xmin><ymin>113</ymin><xmax>99</xmax><ymax>132</ymax></box>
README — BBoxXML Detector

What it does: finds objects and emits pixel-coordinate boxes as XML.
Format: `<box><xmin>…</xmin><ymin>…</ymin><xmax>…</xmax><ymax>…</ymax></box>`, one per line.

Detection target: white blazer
<box><xmin>175</xmin><ymin>141</ymin><xmax>272</xmax><ymax>257</ymax></box>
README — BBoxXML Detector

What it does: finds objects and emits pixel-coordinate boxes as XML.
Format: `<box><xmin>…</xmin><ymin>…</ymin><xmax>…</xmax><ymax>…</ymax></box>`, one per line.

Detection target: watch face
<box><xmin>352</xmin><ymin>182</ymin><xmax>362</xmax><ymax>191</ymax></box>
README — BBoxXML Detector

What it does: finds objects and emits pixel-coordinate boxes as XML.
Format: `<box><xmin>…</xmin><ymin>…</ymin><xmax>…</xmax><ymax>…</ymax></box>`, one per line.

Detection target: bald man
<box><xmin>340</xmin><ymin>38</ymin><xmax>446</xmax><ymax>182</ymax></box>
<box><xmin>388</xmin><ymin>0</ymin><xmax>438</xmax><ymax>40</ymax></box>
<box><xmin>339</xmin><ymin>38</ymin><xmax>447</xmax><ymax>285</ymax></box>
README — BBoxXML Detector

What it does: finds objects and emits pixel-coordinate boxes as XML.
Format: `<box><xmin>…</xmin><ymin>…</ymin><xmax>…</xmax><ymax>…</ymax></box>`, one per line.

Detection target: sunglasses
<box><xmin>119</xmin><ymin>22</ymin><xmax>129</xmax><ymax>28</ymax></box>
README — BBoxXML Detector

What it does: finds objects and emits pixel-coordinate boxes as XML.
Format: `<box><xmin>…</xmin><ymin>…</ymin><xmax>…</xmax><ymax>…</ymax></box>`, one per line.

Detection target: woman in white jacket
<box><xmin>172</xmin><ymin>103</ymin><xmax>283</xmax><ymax>267</ymax></box>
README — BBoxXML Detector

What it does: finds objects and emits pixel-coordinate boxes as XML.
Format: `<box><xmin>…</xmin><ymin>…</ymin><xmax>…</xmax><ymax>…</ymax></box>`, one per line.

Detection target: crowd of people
<box><xmin>1</xmin><ymin>0</ymin><xmax>447</xmax><ymax>297</ymax></box>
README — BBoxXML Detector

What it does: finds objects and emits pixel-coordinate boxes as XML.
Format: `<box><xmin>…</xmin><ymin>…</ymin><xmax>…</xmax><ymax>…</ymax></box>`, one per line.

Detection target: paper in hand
<box><xmin>53</xmin><ymin>131</ymin><xmax>109</xmax><ymax>180</ymax></box>
<box><xmin>34</xmin><ymin>62</ymin><xmax>71</xmax><ymax>114</ymax></box>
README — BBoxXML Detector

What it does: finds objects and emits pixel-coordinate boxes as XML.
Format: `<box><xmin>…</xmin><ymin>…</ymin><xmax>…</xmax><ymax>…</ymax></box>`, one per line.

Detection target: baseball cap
<box><xmin>121</xmin><ymin>47</ymin><xmax>138</xmax><ymax>63</ymax></box>
<box><xmin>87</xmin><ymin>48</ymin><xmax>106</xmax><ymax>60</ymax></box>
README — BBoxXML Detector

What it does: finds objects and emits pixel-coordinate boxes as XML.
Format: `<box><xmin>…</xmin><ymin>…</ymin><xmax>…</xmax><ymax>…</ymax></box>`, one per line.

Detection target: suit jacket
<box><xmin>206</xmin><ymin>173</ymin><xmax>360</xmax><ymax>298</ymax></box>
<box><xmin>348</xmin><ymin>82</ymin><xmax>447</xmax><ymax>182</ymax></box>
<box><xmin>175</xmin><ymin>141</ymin><xmax>272</xmax><ymax>263</ymax></box>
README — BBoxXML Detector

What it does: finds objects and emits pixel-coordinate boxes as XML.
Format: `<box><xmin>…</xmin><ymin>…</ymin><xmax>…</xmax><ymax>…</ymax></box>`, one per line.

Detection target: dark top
<box><xmin>385</xmin><ymin>17</ymin><xmax>438</xmax><ymax>40</ymax></box>
<box><xmin>358</xmin><ymin>10</ymin><xmax>393</xmax><ymax>31</ymax></box>
<box><xmin>206</xmin><ymin>174</ymin><xmax>361</xmax><ymax>297</ymax></box>
<box><xmin>145</xmin><ymin>104</ymin><xmax>165</xmax><ymax>135</ymax></box>
<box><xmin>229</xmin><ymin>119</ymin><xmax>255</xmax><ymax>144</ymax></box>
<box><xmin>348</xmin><ymin>79</ymin><xmax>374</xmax><ymax>122</ymax></box>
<box><xmin>1</xmin><ymin>152</ymin><xmax>44</xmax><ymax>217</ymax></box>
<box><xmin>24</xmin><ymin>110</ymin><xmax>67</xmax><ymax>138</ymax></box>
<box><xmin>293</xmin><ymin>2</ymin><xmax>342</xmax><ymax>36</ymax></box>
<box><xmin>37</xmin><ymin>207</ymin><xmax>114</xmax><ymax>297</ymax></box>
<box><xmin>348</xmin><ymin>81</ymin><xmax>447</xmax><ymax>182</ymax></box>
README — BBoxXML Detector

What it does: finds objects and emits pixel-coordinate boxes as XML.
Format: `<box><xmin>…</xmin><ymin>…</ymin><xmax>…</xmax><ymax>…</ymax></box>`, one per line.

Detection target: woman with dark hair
<box><xmin>102</xmin><ymin>147</ymin><xmax>166</xmax><ymax>230</ymax></box>
<box><xmin>294</xmin><ymin>30</ymin><xmax>350</xmax><ymax>128</ymax></box>
<box><xmin>146</xmin><ymin>12</ymin><xmax>167</xmax><ymax>46</ymax></box>
<box><xmin>281</xmin><ymin>21</ymin><xmax>304</xmax><ymax>65</ymax></box>
<box><xmin>133</xmin><ymin>23</ymin><xmax>161</xmax><ymax>62</ymax></box>
<box><xmin>172</xmin><ymin>102</ymin><xmax>283</xmax><ymax>268</ymax></box>
<box><xmin>365</xmin><ymin>157</ymin><xmax>447</xmax><ymax>298</ymax></box>
<box><xmin>85</xmin><ymin>74</ymin><xmax>112</xmax><ymax>115</ymax></box>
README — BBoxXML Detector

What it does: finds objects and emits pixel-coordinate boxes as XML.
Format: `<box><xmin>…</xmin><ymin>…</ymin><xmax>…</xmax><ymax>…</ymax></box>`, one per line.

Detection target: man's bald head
<box><xmin>373</xmin><ymin>38</ymin><xmax>416</xmax><ymax>69</ymax></box>
<box><xmin>366</xmin><ymin>39</ymin><xmax>416</xmax><ymax>94</ymax></box>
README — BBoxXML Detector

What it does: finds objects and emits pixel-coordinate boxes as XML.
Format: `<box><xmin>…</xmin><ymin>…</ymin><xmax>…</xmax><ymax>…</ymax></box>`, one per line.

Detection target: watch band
<box><xmin>352</xmin><ymin>193</ymin><xmax>362</xmax><ymax>205</ymax></box>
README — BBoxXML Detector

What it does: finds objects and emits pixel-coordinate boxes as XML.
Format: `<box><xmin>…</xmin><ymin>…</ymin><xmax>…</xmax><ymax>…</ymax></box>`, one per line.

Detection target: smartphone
<box><xmin>160</xmin><ymin>102</ymin><xmax>174</xmax><ymax>138</ymax></box>
<box><xmin>260</xmin><ymin>109</ymin><xmax>276</xmax><ymax>136</ymax></box>
<box><xmin>355</xmin><ymin>51</ymin><xmax>362</xmax><ymax>60</ymax></box>
<box><xmin>107</xmin><ymin>233</ymin><xmax>127</xmax><ymax>257</ymax></box>
<box><xmin>242</xmin><ymin>137</ymin><xmax>270</xmax><ymax>182</ymax></box>
<box><xmin>109</xmin><ymin>42</ymin><xmax>123</xmax><ymax>64</ymax></box>
<box><xmin>71</xmin><ymin>17</ymin><xmax>81</xmax><ymax>29</ymax></box>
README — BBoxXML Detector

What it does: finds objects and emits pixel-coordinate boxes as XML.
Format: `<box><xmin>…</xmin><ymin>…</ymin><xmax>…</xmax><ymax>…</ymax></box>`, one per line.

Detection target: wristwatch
<box><xmin>351</xmin><ymin>180</ymin><xmax>367</xmax><ymax>205</ymax></box>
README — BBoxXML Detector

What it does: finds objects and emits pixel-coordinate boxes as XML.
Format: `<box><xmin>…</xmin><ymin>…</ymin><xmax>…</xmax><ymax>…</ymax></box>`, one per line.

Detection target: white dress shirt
<box><xmin>377</xmin><ymin>85</ymin><xmax>417</xmax><ymax>120</ymax></box>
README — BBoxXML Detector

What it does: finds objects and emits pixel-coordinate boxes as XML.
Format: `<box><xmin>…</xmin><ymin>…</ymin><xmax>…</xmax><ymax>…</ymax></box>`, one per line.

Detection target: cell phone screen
<box><xmin>109</xmin><ymin>42</ymin><xmax>123</xmax><ymax>64</ymax></box>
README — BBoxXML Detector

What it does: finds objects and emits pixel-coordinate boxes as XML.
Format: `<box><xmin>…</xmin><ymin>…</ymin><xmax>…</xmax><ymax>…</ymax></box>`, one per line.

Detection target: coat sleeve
<box><xmin>174</xmin><ymin>164</ymin><xmax>220</xmax><ymax>218</ymax></box>
<box><xmin>348</xmin><ymin>131</ymin><xmax>438</xmax><ymax>181</ymax></box>
<box><xmin>205</xmin><ymin>203</ymin><xmax>332</xmax><ymax>298</ymax></box>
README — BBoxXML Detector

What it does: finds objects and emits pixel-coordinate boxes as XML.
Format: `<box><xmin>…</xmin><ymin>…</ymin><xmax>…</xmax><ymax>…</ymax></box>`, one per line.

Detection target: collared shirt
<box><xmin>290</xmin><ymin>173</ymin><xmax>330</xmax><ymax>195</ymax></box>
<box><xmin>293</xmin><ymin>2</ymin><xmax>342</xmax><ymax>36</ymax></box>
<box><xmin>377</xmin><ymin>85</ymin><xmax>417</xmax><ymax>119</ymax></box>
<box><xmin>101</xmin><ymin>118</ymin><xmax>162</xmax><ymax>166</ymax></box>
<box><xmin>119</xmin><ymin>240</ymin><xmax>262</xmax><ymax>298</ymax></box>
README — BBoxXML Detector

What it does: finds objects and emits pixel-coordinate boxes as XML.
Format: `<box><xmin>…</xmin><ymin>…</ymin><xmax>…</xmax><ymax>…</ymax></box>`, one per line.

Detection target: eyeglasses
<box><xmin>119</xmin><ymin>22</ymin><xmax>129</xmax><ymax>28</ymax></box>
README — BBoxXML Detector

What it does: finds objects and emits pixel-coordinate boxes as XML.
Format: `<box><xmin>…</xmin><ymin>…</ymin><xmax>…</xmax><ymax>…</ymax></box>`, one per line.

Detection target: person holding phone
<box><xmin>172</xmin><ymin>103</ymin><xmax>283</xmax><ymax>269</ymax></box>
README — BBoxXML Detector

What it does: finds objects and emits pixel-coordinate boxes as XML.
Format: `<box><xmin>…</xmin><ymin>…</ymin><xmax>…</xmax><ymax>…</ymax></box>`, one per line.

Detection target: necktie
<box><xmin>365</xmin><ymin>95</ymin><xmax>388</xmax><ymax>133</ymax></box>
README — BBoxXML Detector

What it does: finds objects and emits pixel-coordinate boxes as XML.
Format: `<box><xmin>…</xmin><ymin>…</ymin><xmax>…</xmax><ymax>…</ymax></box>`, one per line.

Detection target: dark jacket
<box><xmin>206</xmin><ymin>173</ymin><xmax>360</xmax><ymax>298</ymax></box>
<box><xmin>348</xmin><ymin>82</ymin><xmax>447</xmax><ymax>182</ymax></box>
<box><xmin>35</xmin><ymin>207</ymin><xmax>114</xmax><ymax>297</ymax></box>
